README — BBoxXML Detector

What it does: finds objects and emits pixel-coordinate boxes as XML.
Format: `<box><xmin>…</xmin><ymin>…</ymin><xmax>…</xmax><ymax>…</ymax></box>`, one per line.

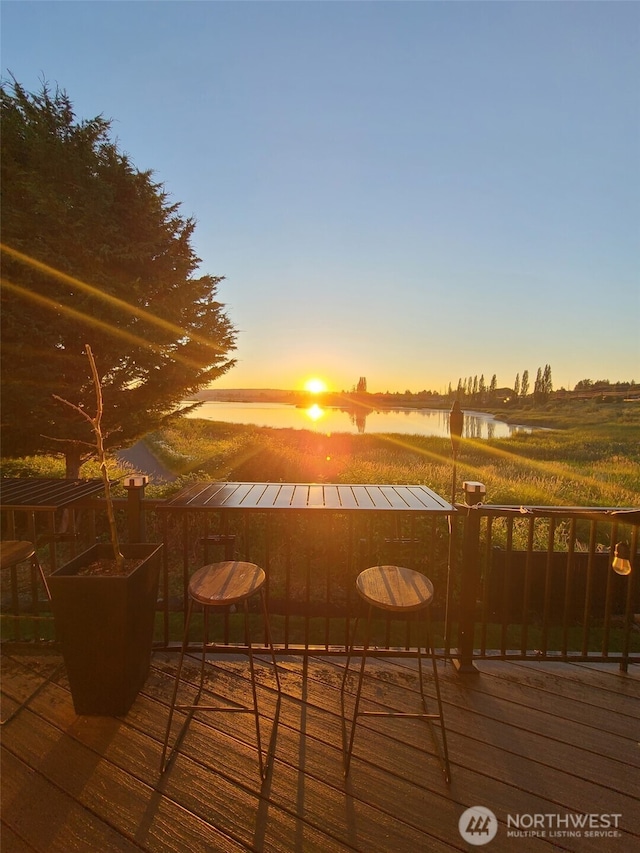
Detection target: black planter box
<box><xmin>49</xmin><ymin>543</ymin><xmax>162</xmax><ymax>716</ymax></box>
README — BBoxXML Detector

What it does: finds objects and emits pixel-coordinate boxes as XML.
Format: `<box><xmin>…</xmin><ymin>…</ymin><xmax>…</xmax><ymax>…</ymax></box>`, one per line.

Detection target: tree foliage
<box><xmin>1</xmin><ymin>78</ymin><xmax>236</xmax><ymax>475</ymax></box>
<box><xmin>533</xmin><ymin>364</ymin><xmax>553</xmax><ymax>402</ymax></box>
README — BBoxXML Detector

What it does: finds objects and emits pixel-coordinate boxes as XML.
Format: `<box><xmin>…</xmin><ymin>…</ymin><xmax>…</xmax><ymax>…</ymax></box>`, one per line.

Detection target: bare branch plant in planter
<box><xmin>49</xmin><ymin>345</ymin><xmax>162</xmax><ymax>715</ymax></box>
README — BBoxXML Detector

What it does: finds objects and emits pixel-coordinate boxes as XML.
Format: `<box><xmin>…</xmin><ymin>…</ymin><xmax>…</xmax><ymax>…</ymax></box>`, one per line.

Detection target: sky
<box><xmin>2</xmin><ymin>1</ymin><xmax>638</xmax><ymax>394</ymax></box>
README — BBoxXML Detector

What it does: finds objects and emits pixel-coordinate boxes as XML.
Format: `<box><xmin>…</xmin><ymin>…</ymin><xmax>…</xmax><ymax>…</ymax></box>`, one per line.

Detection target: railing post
<box><xmin>453</xmin><ymin>482</ymin><xmax>486</xmax><ymax>675</ymax></box>
<box><xmin>124</xmin><ymin>475</ymin><xmax>148</xmax><ymax>544</ymax></box>
<box><xmin>619</xmin><ymin>526</ymin><xmax>638</xmax><ymax>673</ymax></box>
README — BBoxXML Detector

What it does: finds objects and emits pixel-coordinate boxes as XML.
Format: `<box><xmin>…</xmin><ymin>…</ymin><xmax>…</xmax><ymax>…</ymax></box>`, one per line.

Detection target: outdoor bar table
<box><xmin>159</xmin><ymin>482</ymin><xmax>455</xmax><ymax>649</ymax></box>
<box><xmin>161</xmin><ymin>481</ymin><xmax>454</xmax><ymax>513</ymax></box>
<box><xmin>0</xmin><ymin>478</ymin><xmax>107</xmax><ymax>570</ymax></box>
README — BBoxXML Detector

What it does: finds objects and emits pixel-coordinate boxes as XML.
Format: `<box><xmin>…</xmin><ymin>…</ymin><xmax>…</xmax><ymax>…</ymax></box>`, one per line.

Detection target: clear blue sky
<box><xmin>2</xmin><ymin>1</ymin><xmax>638</xmax><ymax>393</ymax></box>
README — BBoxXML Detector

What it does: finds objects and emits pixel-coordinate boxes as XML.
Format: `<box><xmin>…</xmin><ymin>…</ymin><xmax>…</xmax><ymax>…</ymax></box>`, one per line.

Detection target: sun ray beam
<box><xmin>373</xmin><ymin>432</ymin><xmax>629</xmax><ymax>506</ymax></box>
<box><xmin>1</xmin><ymin>243</ymin><xmax>230</xmax><ymax>357</ymax></box>
<box><xmin>1</xmin><ymin>277</ymin><xmax>220</xmax><ymax>374</ymax></box>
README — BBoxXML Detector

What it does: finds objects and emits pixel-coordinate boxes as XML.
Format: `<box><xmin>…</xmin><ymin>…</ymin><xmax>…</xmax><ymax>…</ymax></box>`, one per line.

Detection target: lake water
<box><xmin>186</xmin><ymin>401</ymin><xmax>532</xmax><ymax>439</ymax></box>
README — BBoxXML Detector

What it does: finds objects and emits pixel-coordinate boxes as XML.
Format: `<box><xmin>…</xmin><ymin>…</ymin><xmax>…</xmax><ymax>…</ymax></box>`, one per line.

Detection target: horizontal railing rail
<box><xmin>2</xmin><ymin>487</ymin><xmax>638</xmax><ymax>670</ymax></box>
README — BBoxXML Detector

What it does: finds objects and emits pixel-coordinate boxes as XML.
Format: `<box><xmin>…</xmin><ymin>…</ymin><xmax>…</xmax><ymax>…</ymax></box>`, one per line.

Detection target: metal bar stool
<box><xmin>160</xmin><ymin>560</ymin><xmax>281</xmax><ymax>778</ymax></box>
<box><xmin>1</xmin><ymin>540</ymin><xmax>60</xmax><ymax>725</ymax></box>
<box><xmin>341</xmin><ymin>565</ymin><xmax>451</xmax><ymax>782</ymax></box>
<box><xmin>1</xmin><ymin>540</ymin><xmax>51</xmax><ymax>601</ymax></box>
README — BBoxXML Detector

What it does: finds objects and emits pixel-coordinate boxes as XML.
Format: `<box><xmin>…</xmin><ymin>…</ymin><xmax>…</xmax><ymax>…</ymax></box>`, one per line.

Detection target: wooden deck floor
<box><xmin>1</xmin><ymin>646</ymin><xmax>638</xmax><ymax>852</ymax></box>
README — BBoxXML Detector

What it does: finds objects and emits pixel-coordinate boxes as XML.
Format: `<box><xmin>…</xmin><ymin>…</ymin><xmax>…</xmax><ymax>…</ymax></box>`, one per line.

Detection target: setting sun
<box><xmin>304</xmin><ymin>377</ymin><xmax>327</xmax><ymax>394</ymax></box>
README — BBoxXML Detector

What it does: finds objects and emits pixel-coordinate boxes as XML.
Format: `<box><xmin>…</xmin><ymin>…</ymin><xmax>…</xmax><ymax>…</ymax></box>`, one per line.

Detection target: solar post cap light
<box><xmin>462</xmin><ymin>481</ymin><xmax>486</xmax><ymax>506</ymax></box>
<box><xmin>612</xmin><ymin>541</ymin><xmax>632</xmax><ymax>576</ymax></box>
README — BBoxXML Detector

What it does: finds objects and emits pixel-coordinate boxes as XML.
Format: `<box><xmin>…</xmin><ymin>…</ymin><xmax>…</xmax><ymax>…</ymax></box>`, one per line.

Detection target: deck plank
<box><xmin>1</xmin><ymin>748</ymin><xmax>145</xmax><ymax>853</ymax></box>
<box><xmin>1</xmin><ymin>648</ymin><xmax>638</xmax><ymax>852</ymax></box>
<box><xmin>142</xmin><ymin>662</ymin><xmax>454</xmax><ymax>852</ymax></box>
<box><xmin>0</xmin><ymin>821</ymin><xmax>38</xmax><ymax>852</ymax></box>
<box><xmin>3</xmin><ymin>698</ymin><xmax>248</xmax><ymax>852</ymax></box>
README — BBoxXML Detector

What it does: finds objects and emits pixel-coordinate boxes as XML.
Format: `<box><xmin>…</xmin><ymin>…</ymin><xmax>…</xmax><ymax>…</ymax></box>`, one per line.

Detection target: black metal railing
<box><xmin>447</xmin><ymin>504</ymin><xmax>639</xmax><ymax>672</ymax></box>
<box><xmin>2</xmin><ymin>488</ymin><xmax>638</xmax><ymax>670</ymax></box>
<box><xmin>156</xmin><ymin>502</ymin><xmax>451</xmax><ymax>654</ymax></box>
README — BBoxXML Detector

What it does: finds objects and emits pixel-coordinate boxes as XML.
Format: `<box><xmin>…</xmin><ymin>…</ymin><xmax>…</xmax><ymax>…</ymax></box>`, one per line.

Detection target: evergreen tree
<box><xmin>514</xmin><ymin>373</ymin><xmax>520</xmax><ymax>397</ymax></box>
<box><xmin>1</xmin><ymin>79</ymin><xmax>237</xmax><ymax>476</ymax></box>
<box><xmin>521</xmin><ymin>370</ymin><xmax>530</xmax><ymax>398</ymax></box>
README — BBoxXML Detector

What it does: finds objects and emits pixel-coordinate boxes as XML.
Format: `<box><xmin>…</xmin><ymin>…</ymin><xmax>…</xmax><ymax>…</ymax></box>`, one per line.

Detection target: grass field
<box><xmin>136</xmin><ymin>399</ymin><xmax>640</xmax><ymax>507</ymax></box>
<box><xmin>2</xmin><ymin>399</ymin><xmax>639</xmax><ymax>508</ymax></box>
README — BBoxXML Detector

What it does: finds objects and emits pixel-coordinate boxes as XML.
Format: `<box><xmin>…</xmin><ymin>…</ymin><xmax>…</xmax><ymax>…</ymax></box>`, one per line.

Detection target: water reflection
<box><xmin>306</xmin><ymin>404</ymin><xmax>325</xmax><ymax>422</ymax></box>
<box><xmin>189</xmin><ymin>401</ymin><xmax>533</xmax><ymax>439</ymax></box>
<box><xmin>345</xmin><ymin>406</ymin><xmax>518</xmax><ymax>439</ymax></box>
<box><xmin>347</xmin><ymin>408</ymin><xmax>368</xmax><ymax>434</ymax></box>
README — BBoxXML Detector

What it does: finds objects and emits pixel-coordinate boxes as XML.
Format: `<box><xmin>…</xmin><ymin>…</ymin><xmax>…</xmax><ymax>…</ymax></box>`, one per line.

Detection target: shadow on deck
<box><xmin>1</xmin><ymin>647</ymin><xmax>638</xmax><ymax>852</ymax></box>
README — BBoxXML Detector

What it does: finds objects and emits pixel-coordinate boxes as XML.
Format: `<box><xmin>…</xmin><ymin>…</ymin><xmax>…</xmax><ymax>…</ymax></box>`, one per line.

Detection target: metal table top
<box><xmin>160</xmin><ymin>482</ymin><xmax>454</xmax><ymax>513</ymax></box>
<box><xmin>0</xmin><ymin>478</ymin><xmax>107</xmax><ymax>511</ymax></box>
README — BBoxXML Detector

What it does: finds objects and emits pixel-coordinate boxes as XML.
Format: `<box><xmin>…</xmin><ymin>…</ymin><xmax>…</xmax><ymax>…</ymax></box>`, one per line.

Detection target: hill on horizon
<box><xmin>191</xmin><ymin>388</ymin><xmax>296</xmax><ymax>402</ymax></box>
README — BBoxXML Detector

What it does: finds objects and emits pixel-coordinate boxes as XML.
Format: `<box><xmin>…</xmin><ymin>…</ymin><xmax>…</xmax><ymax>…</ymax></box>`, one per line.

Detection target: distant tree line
<box><xmin>345</xmin><ymin>369</ymin><xmax>638</xmax><ymax>407</ymax></box>
<box><xmin>454</xmin><ymin>373</ymin><xmax>499</xmax><ymax>405</ymax></box>
<box><xmin>573</xmin><ymin>378</ymin><xmax>637</xmax><ymax>392</ymax></box>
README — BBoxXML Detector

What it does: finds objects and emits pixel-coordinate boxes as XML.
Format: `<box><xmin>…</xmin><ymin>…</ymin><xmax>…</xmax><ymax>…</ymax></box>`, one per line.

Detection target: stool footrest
<box><xmin>176</xmin><ymin>703</ymin><xmax>252</xmax><ymax>712</ymax></box>
<box><xmin>357</xmin><ymin>711</ymin><xmax>441</xmax><ymax>719</ymax></box>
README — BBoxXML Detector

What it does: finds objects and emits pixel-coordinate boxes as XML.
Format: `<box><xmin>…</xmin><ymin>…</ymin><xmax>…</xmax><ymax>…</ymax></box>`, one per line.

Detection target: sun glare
<box><xmin>304</xmin><ymin>377</ymin><xmax>327</xmax><ymax>394</ymax></box>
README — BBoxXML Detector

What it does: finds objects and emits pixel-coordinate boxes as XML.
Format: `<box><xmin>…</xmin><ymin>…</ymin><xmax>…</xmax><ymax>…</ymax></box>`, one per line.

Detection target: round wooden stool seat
<box><xmin>189</xmin><ymin>561</ymin><xmax>266</xmax><ymax>607</ymax></box>
<box><xmin>343</xmin><ymin>563</ymin><xmax>450</xmax><ymax>782</ymax></box>
<box><xmin>162</xmin><ymin>558</ymin><xmax>280</xmax><ymax>778</ymax></box>
<box><xmin>0</xmin><ymin>540</ymin><xmax>36</xmax><ymax>570</ymax></box>
<box><xmin>356</xmin><ymin>565</ymin><xmax>434</xmax><ymax>613</ymax></box>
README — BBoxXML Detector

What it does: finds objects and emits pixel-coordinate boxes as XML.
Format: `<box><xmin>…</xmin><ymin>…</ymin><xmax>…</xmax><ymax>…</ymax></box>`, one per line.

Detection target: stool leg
<box><xmin>32</xmin><ymin>553</ymin><xmax>51</xmax><ymax>601</ymax></box>
<box><xmin>425</xmin><ymin>609</ymin><xmax>451</xmax><ymax>783</ymax></box>
<box><xmin>344</xmin><ymin>605</ymin><xmax>372</xmax><ymax>777</ymax></box>
<box><xmin>160</xmin><ymin>598</ymin><xmax>194</xmax><ymax>772</ymax></box>
<box><xmin>340</xmin><ymin>611</ymin><xmax>360</xmax><ymax>696</ymax></box>
<box><xmin>416</xmin><ymin>611</ymin><xmax>427</xmax><ymax>710</ymax></box>
<box><xmin>340</xmin><ymin>609</ymin><xmax>359</xmax><ymax>767</ymax></box>
<box><xmin>258</xmin><ymin>587</ymin><xmax>281</xmax><ymax>777</ymax></box>
<box><xmin>244</xmin><ymin>596</ymin><xmax>266</xmax><ymax>778</ymax></box>
<box><xmin>260</xmin><ymin>588</ymin><xmax>281</xmax><ymax>693</ymax></box>
<box><xmin>196</xmin><ymin>605</ymin><xmax>210</xmax><ymax>706</ymax></box>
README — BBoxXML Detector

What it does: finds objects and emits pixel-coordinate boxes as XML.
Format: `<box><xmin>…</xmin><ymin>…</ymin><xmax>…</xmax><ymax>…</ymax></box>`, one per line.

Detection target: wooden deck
<box><xmin>1</xmin><ymin>647</ymin><xmax>638</xmax><ymax>852</ymax></box>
